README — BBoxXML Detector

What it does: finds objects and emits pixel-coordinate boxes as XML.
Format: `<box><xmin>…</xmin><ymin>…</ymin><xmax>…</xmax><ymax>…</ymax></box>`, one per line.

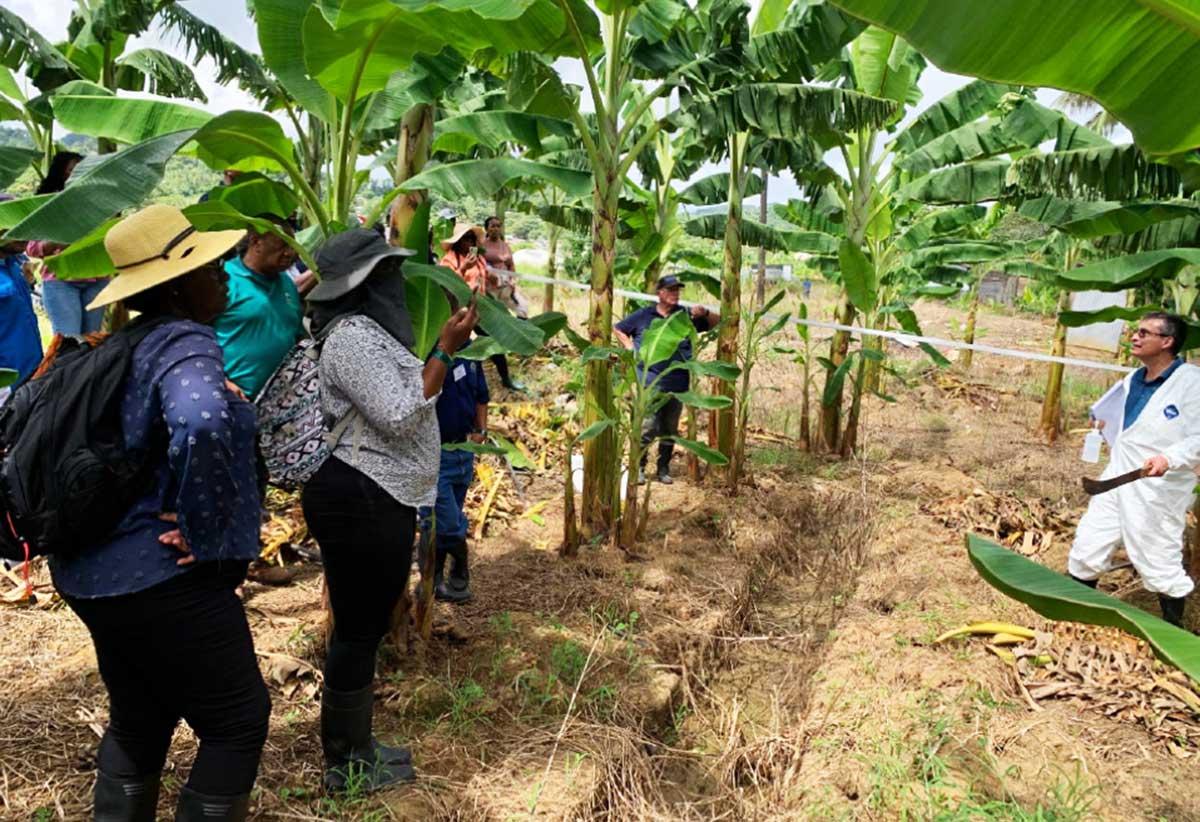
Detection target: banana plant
<box><xmin>573</xmin><ymin>310</ymin><xmax>736</xmax><ymax>550</ymax></box>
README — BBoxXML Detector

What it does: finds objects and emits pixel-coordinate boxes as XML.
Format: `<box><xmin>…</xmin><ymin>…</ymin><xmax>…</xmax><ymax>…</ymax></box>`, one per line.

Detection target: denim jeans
<box><xmin>419</xmin><ymin>448</ymin><xmax>475</xmax><ymax>547</ymax></box>
<box><xmin>42</xmin><ymin>278</ymin><xmax>107</xmax><ymax>335</ymax></box>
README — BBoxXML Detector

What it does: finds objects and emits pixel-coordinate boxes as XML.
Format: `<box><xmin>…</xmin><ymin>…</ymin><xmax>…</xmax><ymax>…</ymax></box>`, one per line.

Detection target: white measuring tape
<box><xmin>516</xmin><ymin>272</ymin><xmax>1135</xmax><ymax>375</ymax></box>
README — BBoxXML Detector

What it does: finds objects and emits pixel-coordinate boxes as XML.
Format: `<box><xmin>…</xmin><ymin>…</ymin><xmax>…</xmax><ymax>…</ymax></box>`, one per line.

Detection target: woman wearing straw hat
<box><xmin>439</xmin><ymin>223</ymin><xmax>526</xmax><ymax>391</ymax></box>
<box><xmin>303</xmin><ymin>229</ymin><xmax>477</xmax><ymax>792</ymax></box>
<box><xmin>54</xmin><ymin>204</ymin><xmax>270</xmax><ymax>821</ymax></box>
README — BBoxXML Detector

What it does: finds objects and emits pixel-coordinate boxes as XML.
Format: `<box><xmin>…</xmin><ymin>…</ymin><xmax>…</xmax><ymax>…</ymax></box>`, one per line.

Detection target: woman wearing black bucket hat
<box><xmin>302</xmin><ymin>229</ymin><xmax>476</xmax><ymax>792</ymax></box>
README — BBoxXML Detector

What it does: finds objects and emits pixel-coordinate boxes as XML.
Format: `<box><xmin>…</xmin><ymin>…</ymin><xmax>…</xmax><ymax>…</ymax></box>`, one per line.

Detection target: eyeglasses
<box><xmin>1132</xmin><ymin>328</ymin><xmax>1170</xmax><ymax>339</ymax></box>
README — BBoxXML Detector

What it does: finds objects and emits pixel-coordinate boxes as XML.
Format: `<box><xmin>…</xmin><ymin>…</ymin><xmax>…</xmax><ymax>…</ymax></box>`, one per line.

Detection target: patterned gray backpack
<box><xmin>254</xmin><ymin>333</ymin><xmax>357</xmax><ymax>489</ymax></box>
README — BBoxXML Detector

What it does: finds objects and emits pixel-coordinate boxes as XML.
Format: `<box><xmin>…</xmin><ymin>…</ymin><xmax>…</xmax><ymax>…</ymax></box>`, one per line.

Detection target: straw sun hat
<box><xmin>86</xmin><ymin>203</ymin><xmax>246</xmax><ymax>310</ymax></box>
<box><xmin>439</xmin><ymin>223</ymin><xmax>485</xmax><ymax>251</ymax></box>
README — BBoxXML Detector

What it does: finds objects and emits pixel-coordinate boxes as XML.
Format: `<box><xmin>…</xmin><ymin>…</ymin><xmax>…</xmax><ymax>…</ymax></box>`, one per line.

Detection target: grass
<box><xmin>860</xmin><ymin>693</ymin><xmax>1099</xmax><ymax>821</ymax></box>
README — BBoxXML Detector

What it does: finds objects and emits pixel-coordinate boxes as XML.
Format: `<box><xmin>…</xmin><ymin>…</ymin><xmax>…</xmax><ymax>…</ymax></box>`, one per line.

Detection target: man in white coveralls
<box><xmin>1068</xmin><ymin>312</ymin><xmax>1200</xmax><ymax>627</ymax></box>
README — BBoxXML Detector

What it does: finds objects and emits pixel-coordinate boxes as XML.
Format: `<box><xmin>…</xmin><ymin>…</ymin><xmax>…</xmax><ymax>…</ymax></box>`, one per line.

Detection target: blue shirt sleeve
<box><xmin>155</xmin><ymin>332</ymin><xmax>253</xmax><ymax>561</ymax></box>
<box><xmin>615</xmin><ymin>309</ymin><xmax>643</xmax><ymax>337</ymax></box>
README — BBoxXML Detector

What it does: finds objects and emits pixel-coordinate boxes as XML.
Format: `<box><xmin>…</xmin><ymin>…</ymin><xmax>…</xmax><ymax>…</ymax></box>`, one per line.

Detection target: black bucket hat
<box><xmin>308</xmin><ymin>229</ymin><xmax>415</xmax><ymax>303</ymax></box>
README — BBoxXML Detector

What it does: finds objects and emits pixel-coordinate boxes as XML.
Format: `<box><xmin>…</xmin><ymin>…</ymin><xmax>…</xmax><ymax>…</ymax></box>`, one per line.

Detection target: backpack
<box><xmin>0</xmin><ymin>317</ymin><xmax>169</xmax><ymax>563</ymax></box>
<box><xmin>254</xmin><ymin>333</ymin><xmax>358</xmax><ymax>490</ymax></box>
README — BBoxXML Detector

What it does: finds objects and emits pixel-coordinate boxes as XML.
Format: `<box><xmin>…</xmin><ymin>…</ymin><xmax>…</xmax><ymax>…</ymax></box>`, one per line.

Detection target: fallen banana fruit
<box><xmin>934</xmin><ymin>622</ymin><xmax>1036</xmax><ymax>644</ymax></box>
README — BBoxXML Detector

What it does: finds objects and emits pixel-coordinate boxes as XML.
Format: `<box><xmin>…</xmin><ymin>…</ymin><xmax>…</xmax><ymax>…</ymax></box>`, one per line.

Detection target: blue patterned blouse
<box><xmin>50</xmin><ymin>321</ymin><xmax>262</xmax><ymax>599</ymax></box>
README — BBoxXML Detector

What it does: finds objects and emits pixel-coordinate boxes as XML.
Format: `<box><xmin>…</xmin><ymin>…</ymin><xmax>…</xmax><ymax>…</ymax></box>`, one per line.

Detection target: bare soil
<box><xmin>2</xmin><ymin>290</ymin><xmax>1198</xmax><ymax>820</ymax></box>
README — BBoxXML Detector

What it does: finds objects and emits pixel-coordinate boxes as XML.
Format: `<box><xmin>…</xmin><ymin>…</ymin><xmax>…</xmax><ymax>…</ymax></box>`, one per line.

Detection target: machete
<box><xmin>1081</xmin><ymin>467</ymin><xmax>1147</xmax><ymax>496</ymax></box>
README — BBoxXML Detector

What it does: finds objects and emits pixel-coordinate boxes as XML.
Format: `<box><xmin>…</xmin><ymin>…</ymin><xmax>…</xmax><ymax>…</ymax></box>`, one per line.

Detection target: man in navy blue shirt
<box><xmin>615</xmin><ymin>275</ymin><xmax>717</xmax><ymax>484</ymax></box>
<box><xmin>420</xmin><ymin>350</ymin><xmax>490</xmax><ymax>603</ymax></box>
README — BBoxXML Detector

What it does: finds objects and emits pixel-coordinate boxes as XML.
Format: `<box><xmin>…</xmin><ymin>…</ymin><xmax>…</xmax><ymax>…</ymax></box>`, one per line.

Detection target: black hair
<box><xmin>485</xmin><ymin>216</ymin><xmax>501</xmax><ymax>230</ymax></box>
<box><xmin>1143</xmin><ymin>311</ymin><xmax>1187</xmax><ymax>355</ymax></box>
<box><xmin>36</xmin><ymin>151</ymin><xmax>83</xmax><ymax>195</ymax></box>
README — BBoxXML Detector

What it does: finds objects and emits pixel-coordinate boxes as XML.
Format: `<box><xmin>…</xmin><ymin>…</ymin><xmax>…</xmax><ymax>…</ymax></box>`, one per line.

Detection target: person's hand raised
<box><xmin>438</xmin><ymin>305</ymin><xmax>478</xmax><ymax>355</ymax></box>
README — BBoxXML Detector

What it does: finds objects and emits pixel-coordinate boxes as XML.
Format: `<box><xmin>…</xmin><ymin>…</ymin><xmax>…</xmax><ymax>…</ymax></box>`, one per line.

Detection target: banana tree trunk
<box><xmin>1039</xmin><ymin>289</ymin><xmax>1072</xmax><ymax>443</ymax></box>
<box><xmin>714</xmin><ymin>133</ymin><xmax>747</xmax><ymax>466</ymax></box>
<box><xmin>686</xmin><ymin>405</ymin><xmax>701</xmax><ymax>480</ymax></box>
<box><xmin>799</xmin><ymin>354</ymin><xmax>812</xmax><ymax>451</ymax></box>
<box><xmin>755</xmin><ymin>164</ymin><xmax>768</xmax><ymax>308</ymax></box>
<box><xmin>961</xmin><ymin>276</ymin><xmax>980</xmax><ymax>370</ymax></box>
<box><xmin>389</xmin><ymin>104</ymin><xmax>434</xmax><ymax>248</ymax></box>
<box><xmin>543</xmin><ymin>224</ymin><xmax>560</xmax><ymax>313</ymax></box>
<box><xmin>820</xmin><ymin>297</ymin><xmax>855</xmax><ymax>451</ymax></box>
<box><xmin>840</xmin><ymin>351</ymin><xmax>868</xmax><ymax>459</ymax></box>
<box><xmin>581</xmin><ymin>177</ymin><xmax>620</xmax><ymax>536</ymax></box>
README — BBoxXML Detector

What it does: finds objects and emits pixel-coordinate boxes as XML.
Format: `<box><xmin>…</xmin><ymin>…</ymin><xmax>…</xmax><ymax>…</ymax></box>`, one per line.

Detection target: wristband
<box><xmin>432</xmin><ymin>348</ymin><xmax>454</xmax><ymax>367</ymax></box>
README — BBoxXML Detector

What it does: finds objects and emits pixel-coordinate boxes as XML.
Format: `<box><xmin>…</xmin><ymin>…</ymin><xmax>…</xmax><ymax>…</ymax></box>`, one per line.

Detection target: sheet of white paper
<box><xmin>1090</xmin><ymin>379</ymin><xmax>1126</xmax><ymax>446</ymax></box>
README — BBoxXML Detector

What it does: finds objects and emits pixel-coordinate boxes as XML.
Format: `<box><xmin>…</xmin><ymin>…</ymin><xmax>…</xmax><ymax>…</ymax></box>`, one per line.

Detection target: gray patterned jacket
<box><xmin>319</xmin><ymin>315</ymin><xmax>439</xmax><ymax>507</ymax></box>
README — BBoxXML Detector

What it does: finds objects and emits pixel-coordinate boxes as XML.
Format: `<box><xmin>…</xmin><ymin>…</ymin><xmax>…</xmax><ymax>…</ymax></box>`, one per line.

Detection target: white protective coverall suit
<box><xmin>1068</xmin><ymin>363</ymin><xmax>1200</xmax><ymax>597</ymax></box>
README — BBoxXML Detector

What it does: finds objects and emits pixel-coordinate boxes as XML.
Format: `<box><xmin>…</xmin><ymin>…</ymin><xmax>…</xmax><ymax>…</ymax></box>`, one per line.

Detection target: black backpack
<box><xmin>0</xmin><ymin>317</ymin><xmax>169</xmax><ymax>562</ymax></box>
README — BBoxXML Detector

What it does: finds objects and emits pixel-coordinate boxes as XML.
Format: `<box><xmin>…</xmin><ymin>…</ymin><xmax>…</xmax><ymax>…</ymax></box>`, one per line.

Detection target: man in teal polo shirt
<box><xmin>214</xmin><ymin>215</ymin><xmax>304</xmax><ymax>399</ymax></box>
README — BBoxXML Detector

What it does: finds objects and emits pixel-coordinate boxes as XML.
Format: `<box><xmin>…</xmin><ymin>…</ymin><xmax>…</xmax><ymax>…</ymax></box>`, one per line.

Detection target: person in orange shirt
<box><xmin>438</xmin><ymin>224</ymin><xmax>526</xmax><ymax>391</ymax></box>
<box><xmin>439</xmin><ymin>224</ymin><xmax>491</xmax><ymax>291</ymax></box>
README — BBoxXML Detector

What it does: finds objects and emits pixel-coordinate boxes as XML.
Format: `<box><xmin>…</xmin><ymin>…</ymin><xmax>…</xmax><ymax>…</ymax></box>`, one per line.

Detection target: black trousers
<box><xmin>64</xmin><ymin>562</ymin><xmax>270</xmax><ymax>796</ymax></box>
<box><xmin>640</xmin><ymin>396</ymin><xmax>684</xmax><ymax>472</ymax></box>
<box><xmin>302</xmin><ymin>457</ymin><xmax>416</xmax><ymax>691</ymax></box>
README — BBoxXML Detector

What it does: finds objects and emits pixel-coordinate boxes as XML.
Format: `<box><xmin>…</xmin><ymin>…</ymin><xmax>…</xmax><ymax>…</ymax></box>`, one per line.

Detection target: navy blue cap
<box><xmin>656</xmin><ymin>274</ymin><xmax>682</xmax><ymax>290</ymax></box>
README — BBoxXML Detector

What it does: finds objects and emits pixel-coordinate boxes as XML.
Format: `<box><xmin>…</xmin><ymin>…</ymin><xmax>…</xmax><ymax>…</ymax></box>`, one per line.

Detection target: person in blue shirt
<box><xmin>614</xmin><ymin>274</ymin><xmax>717</xmax><ymax>484</ymax></box>
<box><xmin>212</xmin><ymin>214</ymin><xmax>304</xmax><ymax>400</ymax></box>
<box><xmin>420</xmin><ymin>346</ymin><xmax>490</xmax><ymax>603</ymax></box>
<box><xmin>48</xmin><ymin>205</ymin><xmax>270</xmax><ymax>821</ymax></box>
<box><xmin>0</xmin><ymin>236</ymin><xmax>41</xmax><ymax>398</ymax></box>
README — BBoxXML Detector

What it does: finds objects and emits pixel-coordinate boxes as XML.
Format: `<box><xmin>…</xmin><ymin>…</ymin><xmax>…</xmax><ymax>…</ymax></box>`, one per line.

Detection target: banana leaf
<box><xmin>432</xmin><ymin>109</ymin><xmax>576</xmax><ymax>155</ymax></box>
<box><xmin>305</xmin><ymin>0</ymin><xmax>596</xmax><ymax>102</ymax></box>
<box><xmin>189</xmin><ymin>110</ymin><xmax>299</xmax><ymax>176</ymax></box>
<box><xmin>682</xmin><ymin>83</ymin><xmax>898</xmax><ymax>143</ymax></box>
<box><xmin>1059</xmin><ymin>304</ymin><xmax>1152</xmax><ymax>328</ymax></box>
<box><xmin>1057</xmin><ymin>248</ymin><xmax>1200</xmax><ymax>293</ymax></box>
<box><xmin>905</xmin><ymin>241</ymin><xmax>1011</xmax><ymax>268</ymax></box>
<box><xmin>399</xmin><ymin>158</ymin><xmax>592</xmax><ymax>200</ymax></box>
<box><xmin>891</xmin><ymin>79</ymin><xmax>1014</xmax><ymax>155</ymax></box>
<box><xmin>639</xmin><ymin>310</ymin><xmax>694</xmax><ymax>368</ymax></box>
<box><xmin>1018</xmin><ymin>196</ymin><xmax>1200</xmax><ymax>239</ymax></box>
<box><xmin>0</xmin><ymin>368</ymin><xmax>17</xmax><ymax>388</ymax></box>
<box><xmin>895</xmin><ymin>159</ymin><xmax>1008</xmax><ymax>205</ymax></box>
<box><xmin>671</xmin><ymin>435</ymin><xmax>729</xmax><ymax>466</ymax></box>
<box><xmin>669</xmin><ymin>390</ymin><xmax>733</xmax><ymax>409</ymax></box>
<box><xmin>50</xmin><ymin>94</ymin><xmax>211</xmax><ymax>144</ymax></box>
<box><xmin>255</xmin><ymin>0</ymin><xmax>336</xmax><ymax>120</ymax></box>
<box><xmin>1007</xmin><ymin>145</ymin><xmax>1186</xmax><ymax>202</ymax></box>
<box><xmin>838</xmin><ymin>238</ymin><xmax>876</xmax><ymax>313</ymax></box>
<box><xmin>48</xmin><ymin>203</ymin><xmax>312</xmax><ymax>281</ymax></box>
<box><xmin>850</xmin><ymin>25</ymin><xmax>923</xmax><ymax>109</ymax></box>
<box><xmin>205</xmin><ymin>173</ymin><xmax>299</xmax><ymax>221</ymax></box>
<box><xmin>0</xmin><ymin>146</ymin><xmax>40</xmax><ymax>190</ymax></box>
<box><xmin>830</xmin><ymin>0</ymin><xmax>1200</xmax><ymax>156</ymax></box>
<box><xmin>679</xmin><ymin>171</ymin><xmax>765</xmax><ymax>206</ymax></box>
<box><xmin>896</xmin><ymin>99</ymin><xmax>1107</xmax><ymax>178</ymax></box>
<box><xmin>6</xmin><ymin>129</ymin><xmax>196</xmax><ymax>243</ymax></box>
<box><xmin>402</xmin><ymin>262</ymin><xmax>545</xmax><ymax>355</ymax></box>
<box><xmin>0</xmin><ymin>195</ymin><xmax>52</xmax><ymax>230</ymax></box>
<box><xmin>685</xmin><ymin>214</ymin><xmax>838</xmax><ymax>255</ymax></box>
<box><xmin>967</xmin><ymin>535</ymin><xmax>1200</xmax><ymax>684</ymax></box>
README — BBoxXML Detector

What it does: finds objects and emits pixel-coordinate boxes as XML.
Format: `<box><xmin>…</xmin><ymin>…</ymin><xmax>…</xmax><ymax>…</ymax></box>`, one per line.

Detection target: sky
<box><xmin>7</xmin><ymin>0</ymin><xmax>1108</xmax><ymax>202</ymax></box>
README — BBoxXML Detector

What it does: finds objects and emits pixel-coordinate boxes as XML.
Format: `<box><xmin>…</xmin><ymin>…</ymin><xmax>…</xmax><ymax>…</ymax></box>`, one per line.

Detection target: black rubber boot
<box><xmin>1160</xmin><ymin>595</ymin><xmax>1187</xmax><ymax>628</ymax></box>
<box><xmin>1070</xmin><ymin>574</ymin><xmax>1099</xmax><ymax>589</ymax></box>
<box><xmin>431</xmin><ymin>544</ymin><xmax>448</xmax><ymax>597</ymax></box>
<box><xmin>656</xmin><ymin>444</ymin><xmax>674</xmax><ymax>485</ymax></box>
<box><xmin>436</xmin><ymin>540</ymin><xmax>473</xmax><ymax>604</ymax></box>
<box><xmin>321</xmin><ymin>684</ymin><xmax>415</xmax><ymax>793</ymax></box>
<box><xmin>174</xmin><ymin>787</ymin><xmax>249</xmax><ymax>822</ymax></box>
<box><xmin>94</xmin><ymin>770</ymin><xmax>160</xmax><ymax>822</ymax></box>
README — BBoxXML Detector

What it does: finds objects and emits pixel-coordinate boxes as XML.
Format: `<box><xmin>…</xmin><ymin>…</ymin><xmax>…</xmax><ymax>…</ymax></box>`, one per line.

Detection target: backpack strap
<box><xmin>322</xmin><ymin>408</ymin><xmax>361</xmax><ymax>453</ymax></box>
